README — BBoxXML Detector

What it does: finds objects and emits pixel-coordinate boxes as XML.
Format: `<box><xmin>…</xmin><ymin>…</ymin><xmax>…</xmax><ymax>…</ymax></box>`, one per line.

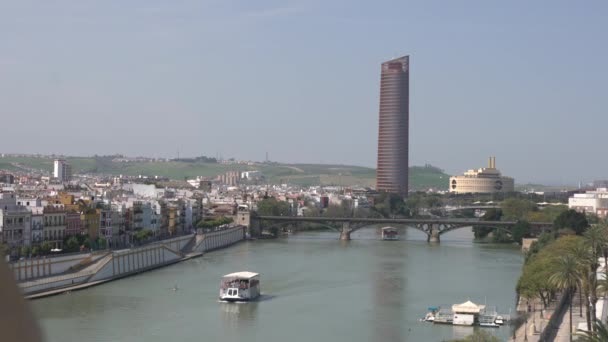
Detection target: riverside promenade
<box><xmin>513</xmin><ymin>291</ymin><xmax>606</xmax><ymax>341</ymax></box>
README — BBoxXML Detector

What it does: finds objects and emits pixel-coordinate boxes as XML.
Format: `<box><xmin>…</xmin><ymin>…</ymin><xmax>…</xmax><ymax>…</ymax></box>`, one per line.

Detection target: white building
<box><xmin>53</xmin><ymin>159</ymin><xmax>72</xmax><ymax>181</ymax></box>
<box><xmin>241</xmin><ymin>171</ymin><xmax>263</xmax><ymax>180</ymax></box>
<box><xmin>0</xmin><ymin>193</ymin><xmax>32</xmax><ymax>248</ymax></box>
<box><xmin>569</xmin><ymin>188</ymin><xmax>608</xmax><ymax>218</ymax></box>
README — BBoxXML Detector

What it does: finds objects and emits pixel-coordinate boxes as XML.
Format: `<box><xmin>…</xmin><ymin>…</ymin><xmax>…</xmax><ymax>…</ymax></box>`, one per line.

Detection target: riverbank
<box><xmin>22</xmin><ymin>226</ymin><xmax>245</xmax><ymax>299</ymax></box>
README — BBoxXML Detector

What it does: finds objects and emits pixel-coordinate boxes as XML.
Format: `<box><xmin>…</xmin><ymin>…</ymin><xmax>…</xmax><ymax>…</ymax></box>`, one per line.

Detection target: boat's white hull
<box><xmin>220</xmin><ymin>295</ymin><xmax>250</xmax><ymax>302</ymax></box>
<box><xmin>479</xmin><ymin>323</ymin><xmax>499</xmax><ymax>328</ymax></box>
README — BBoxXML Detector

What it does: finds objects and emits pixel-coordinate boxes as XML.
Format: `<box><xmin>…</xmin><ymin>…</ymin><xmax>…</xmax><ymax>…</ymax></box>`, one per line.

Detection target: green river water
<box><xmin>32</xmin><ymin>228</ymin><xmax>523</xmax><ymax>342</ymax></box>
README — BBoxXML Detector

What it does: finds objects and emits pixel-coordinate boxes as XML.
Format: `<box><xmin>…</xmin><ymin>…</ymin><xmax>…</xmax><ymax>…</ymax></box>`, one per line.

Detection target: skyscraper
<box><xmin>376</xmin><ymin>56</ymin><xmax>409</xmax><ymax>197</ymax></box>
<box><xmin>53</xmin><ymin>159</ymin><xmax>72</xmax><ymax>182</ymax></box>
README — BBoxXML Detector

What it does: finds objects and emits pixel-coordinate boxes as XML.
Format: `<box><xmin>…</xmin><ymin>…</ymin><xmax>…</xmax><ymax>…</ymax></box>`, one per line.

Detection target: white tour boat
<box><xmin>219</xmin><ymin>271</ymin><xmax>261</xmax><ymax>302</ymax></box>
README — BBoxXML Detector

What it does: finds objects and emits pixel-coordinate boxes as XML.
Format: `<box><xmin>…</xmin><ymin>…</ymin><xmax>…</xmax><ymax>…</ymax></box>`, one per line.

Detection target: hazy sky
<box><xmin>1</xmin><ymin>0</ymin><xmax>606</xmax><ymax>184</ymax></box>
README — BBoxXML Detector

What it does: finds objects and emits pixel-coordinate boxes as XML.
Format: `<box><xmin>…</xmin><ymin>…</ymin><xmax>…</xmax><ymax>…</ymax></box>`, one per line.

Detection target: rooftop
<box><xmin>222</xmin><ymin>271</ymin><xmax>259</xmax><ymax>279</ymax></box>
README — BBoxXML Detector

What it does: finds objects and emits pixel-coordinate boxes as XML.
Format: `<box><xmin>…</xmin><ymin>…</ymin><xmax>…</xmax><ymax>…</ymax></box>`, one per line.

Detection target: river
<box><xmin>31</xmin><ymin>227</ymin><xmax>523</xmax><ymax>342</ymax></box>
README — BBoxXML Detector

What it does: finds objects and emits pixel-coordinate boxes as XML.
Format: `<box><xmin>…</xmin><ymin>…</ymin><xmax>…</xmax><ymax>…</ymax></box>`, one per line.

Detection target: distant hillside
<box><xmin>0</xmin><ymin>156</ymin><xmax>449</xmax><ymax>190</ymax></box>
<box><xmin>409</xmin><ymin>165</ymin><xmax>449</xmax><ymax>191</ymax></box>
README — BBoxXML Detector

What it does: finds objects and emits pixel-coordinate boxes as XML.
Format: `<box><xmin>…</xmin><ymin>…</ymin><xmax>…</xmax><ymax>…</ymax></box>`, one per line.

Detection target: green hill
<box><xmin>0</xmin><ymin>156</ymin><xmax>449</xmax><ymax>190</ymax></box>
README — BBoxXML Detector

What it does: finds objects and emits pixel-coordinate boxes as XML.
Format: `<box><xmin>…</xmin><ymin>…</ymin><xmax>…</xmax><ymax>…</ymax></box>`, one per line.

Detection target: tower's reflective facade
<box><xmin>376</xmin><ymin>56</ymin><xmax>409</xmax><ymax>197</ymax></box>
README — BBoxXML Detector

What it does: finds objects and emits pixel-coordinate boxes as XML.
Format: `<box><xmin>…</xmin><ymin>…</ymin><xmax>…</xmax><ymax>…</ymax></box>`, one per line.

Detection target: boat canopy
<box><xmin>452</xmin><ymin>300</ymin><xmax>485</xmax><ymax>314</ymax></box>
<box><xmin>222</xmin><ymin>271</ymin><xmax>259</xmax><ymax>280</ymax></box>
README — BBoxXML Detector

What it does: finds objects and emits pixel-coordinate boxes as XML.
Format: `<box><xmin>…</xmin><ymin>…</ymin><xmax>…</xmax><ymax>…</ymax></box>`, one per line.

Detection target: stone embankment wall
<box><xmin>194</xmin><ymin>226</ymin><xmax>245</xmax><ymax>253</ymax></box>
<box><xmin>21</xmin><ymin>228</ymin><xmax>246</xmax><ymax>296</ymax></box>
<box><xmin>89</xmin><ymin>245</ymin><xmax>183</xmax><ymax>282</ymax></box>
<box><xmin>153</xmin><ymin>235</ymin><xmax>193</xmax><ymax>252</ymax></box>
<box><xmin>10</xmin><ymin>252</ymin><xmax>107</xmax><ymax>282</ymax></box>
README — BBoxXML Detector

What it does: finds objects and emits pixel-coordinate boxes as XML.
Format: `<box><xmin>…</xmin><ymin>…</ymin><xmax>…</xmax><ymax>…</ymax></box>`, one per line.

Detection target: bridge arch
<box><xmin>258</xmin><ymin>219</ymin><xmax>343</xmax><ymax>234</ymax></box>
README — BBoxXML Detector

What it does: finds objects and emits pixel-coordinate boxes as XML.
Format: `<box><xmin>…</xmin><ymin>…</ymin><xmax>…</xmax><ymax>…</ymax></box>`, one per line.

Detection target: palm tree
<box><xmin>550</xmin><ymin>254</ymin><xmax>581</xmax><ymax>342</ymax></box>
<box><xmin>570</xmin><ymin>241</ymin><xmax>593</xmax><ymax>331</ymax></box>
<box><xmin>583</xmin><ymin>225</ymin><xmax>608</xmax><ymax>328</ymax></box>
<box><xmin>576</xmin><ymin>320</ymin><xmax>608</xmax><ymax>342</ymax></box>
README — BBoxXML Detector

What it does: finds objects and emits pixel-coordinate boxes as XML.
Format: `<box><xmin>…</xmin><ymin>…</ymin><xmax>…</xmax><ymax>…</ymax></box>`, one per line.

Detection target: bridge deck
<box><xmin>255</xmin><ymin>216</ymin><xmax>552</xmax><ymax>227</ymax></box>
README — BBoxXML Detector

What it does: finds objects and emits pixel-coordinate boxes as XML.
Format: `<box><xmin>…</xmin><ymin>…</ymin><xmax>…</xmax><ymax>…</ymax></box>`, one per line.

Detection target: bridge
<box><xmin>251</xmin><ymin>216</ymin><xmax>553</xmax><ymax>243</ymax></box>
<box><xmin>443</xmin><ymin>205</ymin><xmax>500</xmax><ymax>212</ymax></box>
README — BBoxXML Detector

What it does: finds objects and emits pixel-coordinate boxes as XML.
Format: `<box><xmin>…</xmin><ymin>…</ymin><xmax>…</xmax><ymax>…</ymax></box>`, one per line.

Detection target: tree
<box><xmin>549</xmin><ymin>254</ymin><xmax>580</xmax><ymax>342</ymax></box>
<box><xmin>554</xmin><ymin>209</ymin><xmax>589</xmax><ymax>235</ymax></box>
<box><xmin>577</xmin><ymin>320</ymin><xmax>608</xmax><ymax>342</ymax></box>
<box><xmin>97</xmin><ymin>237</ymin><xmax>107</xmax><ymax>249</ymax></box>
<box><xmin>526</xmin><ymin>232</ymin><xmax>555</xmax><ymax>261</ymax></box>
<box><xmin>518</xmin><ymin>235</ymin><xmax>581</xmax><ymax>308</ymax></box>
<box><xmin>473</xmin><ymin>208</ymin><xmax>502</xmax><ymax>239</ymax></box>
<box><xmin>40</xmin><ymin>241</ymin><xmax>53</xmax><ymax>255</ymax></box>
<box><xmin>583</xmin><ymin>225</ymin><xmax>607</xmax><ymax>328</ymax></box>
<box><xmin>31</xmin><ymin>246</ymin><xmax>40</xmax><ymax>257</ymax></box>
<box><xmin>134</xmin><ymin>229</ymin><xmax>154</xmax><ymax>242</ymax></box>
<box><xmin>302</xmin><ymin>204</ymin><xmax>320</xmax><ymax>217</ymax></box>
<box><xmin>570</xmin><ymin>241</ymin><xmax>593</xmax><ymax>330</ymax></box>
<box><xmin>518</xmin><ymin>250</ymin><xmax>557</xmax><ymax>308</ymax></box>
<box><xmin>526</xmin><ymin>205</ymin><xmax>567</xmax><ymax>222</ymax></box>
<box><xmin>66</xmin><ymin>236</ymin><xmax>80</xmax><ymax>252</ymax></box>
<box><xmin>323</xmin><ymin>203</ymin><xmax>353</xmax><ymax>218</ymax></box>
<box><xmin>83</xmin><ymin>237</ymin><xmax>92</xmax><ymax>250</ymax></box>
<box><xmin>197</xmin><ymin>217</ymin><xmax>233</xmax><ymax>229</ymax></box>
<box><xmin>256</xmin><ymin>198</ymin><xmax>290</xmax><ymax>217</ymax></box>
<box><xmin>372</xmin><ymin>193</ymin><xmax>407</xmax><ymax>218</ymax></box>
<box><xmin>501</xmin><ymin>198</ymin><xmax>537</xmax><ymax>221</ymax></box>
<box><xmin>511</xmin><ymin>220</ymin><xmax>531</xmax><ymax>245</ymax></box>
<box><xmin>20</xmin><ymin>246</ymin><xmax>31</xmax><ymax>258</ymax></box>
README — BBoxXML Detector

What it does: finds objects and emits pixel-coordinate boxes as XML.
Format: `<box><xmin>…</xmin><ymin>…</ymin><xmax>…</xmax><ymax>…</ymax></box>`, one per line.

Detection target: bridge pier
<box><xmin>249</xmin><ymin>216</ymin><xmax>261</xmax><ymax>237</ymax></box>
<box><xmin>340</xmin><ymin>222</ymin><xmax>352</xmax><ymax>241</ymax></box>
<box><xmin>428</xmin><ymin>224</ymin><xmax>440</xmax><ymax>243</ymax></box>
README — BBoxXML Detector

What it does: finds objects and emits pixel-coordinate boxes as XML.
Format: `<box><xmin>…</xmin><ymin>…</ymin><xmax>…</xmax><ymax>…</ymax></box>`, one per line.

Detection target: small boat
<box><xmin>381</xmin><ymin>227</ymin><xmax>399</xmax><ymax>241</ymax></box>
<box><xmin>494</xmin><ymin>315</ymin><xmax>504</xmax><ymax>325</ymax></box>
<box><xmin>433</xmin><ymin>308</ymin><xmax>454</xmax><ymax>324</ymax></box>
<box><xmin>479</xmin><ymin>313</ymin><xmax>499</xmax><ymax>327</ymax></box>
<box><xmin>219</xmin><ymin>271</ymin><xmax>261</xmax><ymax>302</ymax></box>
<box><xmin>424</xmin><ymin>306</ymin><xmax>439</xmax><ymax>322</ymax></box>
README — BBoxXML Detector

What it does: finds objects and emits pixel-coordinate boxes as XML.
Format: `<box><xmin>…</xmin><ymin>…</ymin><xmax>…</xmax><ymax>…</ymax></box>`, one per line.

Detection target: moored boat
<box><xmin>433</xmin><ymin>308</ymin><xmax>454</xmax><ymax>324</ymax></box>
<box><xmin>479</xmin><ymin>312</ymin><xmax>499</xmax><ymax>327</ymax></box>
<box><xmin>424</xmin><ymin>306</ymin><xmax>439</xmax><ymax>322</ymax></box>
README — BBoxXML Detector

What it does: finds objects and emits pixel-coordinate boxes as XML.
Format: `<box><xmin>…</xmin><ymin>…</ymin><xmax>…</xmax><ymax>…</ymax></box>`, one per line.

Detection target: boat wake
<box><xmin>217</xmin><ymin>294</ymin><xmax>276</xmax><ymax>303</ymax></box>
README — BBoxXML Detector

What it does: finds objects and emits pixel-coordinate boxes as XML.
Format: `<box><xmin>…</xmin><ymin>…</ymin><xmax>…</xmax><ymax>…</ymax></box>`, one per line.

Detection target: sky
<box><xmin>0</xmin><ymin>0</ymin><xmax>607</xmax><ymax>184</ymax></box>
